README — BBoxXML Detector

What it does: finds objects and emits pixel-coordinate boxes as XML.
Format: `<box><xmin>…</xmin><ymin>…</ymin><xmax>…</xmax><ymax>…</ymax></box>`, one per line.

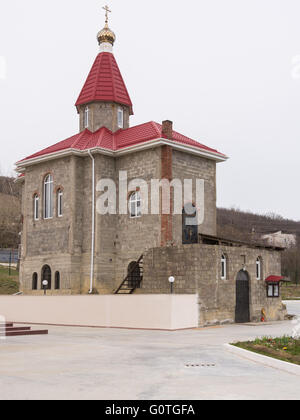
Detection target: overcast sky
<box><xmin>0</xmin><ymin>0</ymin><xmax>299</xmax><ymax>221</ymax></box>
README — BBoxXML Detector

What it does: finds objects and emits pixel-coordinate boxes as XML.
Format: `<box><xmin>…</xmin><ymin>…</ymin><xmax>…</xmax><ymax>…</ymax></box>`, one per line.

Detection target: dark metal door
<box><xmin>182</xmin><ymin>206</ymin><xmax>198</xmax><ymax>244</ymax></box>
<box><xmin>235</xmin><ymin>270</ymin><xmax>250</xmax><ymax>323</ymax></box>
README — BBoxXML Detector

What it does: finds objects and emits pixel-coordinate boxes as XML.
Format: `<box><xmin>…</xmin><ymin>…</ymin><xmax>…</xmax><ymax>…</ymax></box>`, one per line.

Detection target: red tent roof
<box><xmin>18</xmin><ymin>121</ymin><xmax>226</xmax><ymax>163</ymax></box>
<box><xmin>265</xmin><ymin>276</ymin><xmax>286</xmax><ymax>283</ymax></box>
<box><xmin>75</xmin><ymin>52</ymin><xmax>133</xmax><ymax>114</ymax></box>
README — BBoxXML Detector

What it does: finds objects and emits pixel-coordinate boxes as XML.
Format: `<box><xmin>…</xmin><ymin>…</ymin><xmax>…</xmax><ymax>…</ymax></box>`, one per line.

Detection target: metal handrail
<box><xmin>115</xmin><ymin>255</ymin><xmax>143</xmax><ymax>294</ymax></box>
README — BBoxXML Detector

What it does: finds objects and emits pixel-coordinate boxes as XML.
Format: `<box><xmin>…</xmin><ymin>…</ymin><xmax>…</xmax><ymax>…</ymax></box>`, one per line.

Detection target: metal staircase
<box><xmin>114</xmin><ymin>255</ymin><xmax>144</xmax><ymax>294</ymax></box>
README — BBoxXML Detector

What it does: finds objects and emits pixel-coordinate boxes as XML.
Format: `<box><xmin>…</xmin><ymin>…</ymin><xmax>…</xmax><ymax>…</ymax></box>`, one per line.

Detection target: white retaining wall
<box><xmin>0</xmin><ymin>294</ymin><xmax>198</xmax><ymax>330</ymax></box>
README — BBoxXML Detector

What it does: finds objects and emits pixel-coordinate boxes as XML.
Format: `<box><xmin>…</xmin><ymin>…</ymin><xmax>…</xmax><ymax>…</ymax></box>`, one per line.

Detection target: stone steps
<box><xmin>0</xmin><ymin>323</ymin><xmax>48</xmax><ymax>337</ymax></box>
<box><xmin>0</xmin><ymin>326</ymin><xmax>31</xmax><ymax>333</ymax></box>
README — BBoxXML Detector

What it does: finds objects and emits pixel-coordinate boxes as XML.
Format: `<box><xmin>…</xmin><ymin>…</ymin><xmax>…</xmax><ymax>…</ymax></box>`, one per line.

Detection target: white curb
<box><xmin>224</xmin><ymin>343</ymin><xmax>300</xmax><ymax>377</ymax></box>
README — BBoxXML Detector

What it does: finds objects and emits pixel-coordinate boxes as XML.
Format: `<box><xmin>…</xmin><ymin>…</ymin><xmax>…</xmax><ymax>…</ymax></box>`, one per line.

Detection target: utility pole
<box><xmin>8</xmin><ymin>250</ymin><xmax>11</xmax><ymax>276</ymax></box>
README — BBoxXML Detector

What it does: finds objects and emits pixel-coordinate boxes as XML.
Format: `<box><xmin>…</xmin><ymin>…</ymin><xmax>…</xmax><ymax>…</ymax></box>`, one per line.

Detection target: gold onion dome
<box><xmin>97</xmin><ymin>23</ymin><xmax>116</xmax><ymax>46</ymax></box>
<box><xmin>97</xmin><ymin>6</ymin><xmax>116</xmax><ymax>46</ymax></box>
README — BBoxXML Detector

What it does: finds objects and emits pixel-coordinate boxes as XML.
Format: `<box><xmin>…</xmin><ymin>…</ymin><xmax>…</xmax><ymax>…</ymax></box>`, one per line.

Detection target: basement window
<box><xmin>55</xmin><ymin>271</ymin><xmax>60</xmax><ymax>290</ymax></box>
<box><xmin>32</xmin><ymin>273</ymin><xmax>38</xmax><ymax>290</ymax></box>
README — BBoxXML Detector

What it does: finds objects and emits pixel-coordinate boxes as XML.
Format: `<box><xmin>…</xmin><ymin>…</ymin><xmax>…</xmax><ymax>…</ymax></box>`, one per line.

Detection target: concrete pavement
<box><xmin>0</xmin><ymin>301</ymin><xmax>299</xmax><ymax>400</ymax></box>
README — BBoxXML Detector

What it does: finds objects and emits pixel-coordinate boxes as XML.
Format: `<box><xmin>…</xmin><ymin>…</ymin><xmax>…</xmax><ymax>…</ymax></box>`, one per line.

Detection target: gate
<box><xmin>235</xmin><ymin>270</ymin><xmax>250</xmax><ymax>323</ymax></box>
<box><xmin>0</xmin><ymin>249</ymin><xmax>19</xmax><ymax>264</ymax></box>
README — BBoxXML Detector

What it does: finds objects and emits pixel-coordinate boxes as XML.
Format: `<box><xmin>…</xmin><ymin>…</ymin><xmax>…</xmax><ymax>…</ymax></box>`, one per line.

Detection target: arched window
<box><xmin>256</xmin><ymin>257</ymin><xmax>262</xmax><ymax>280</ymax></box>
<box><xmin>129</xmin><ymin>191</ymin><xmax>141</xmax><ymax>218</ymax></box>
<box><xmin>41</xmin><ymin>265</ymin><xmax>51</xmax><ymax>290</ymax></box>
<box><xmin>32</xmin><ymin>273</ymin><xmax>38</xmax><ymax>290</ymax></box>
<box><xmin>44</xmin><ymin>174</ymin><xmax>53</xmax><ymax>219</ymax></box>
<box><xmin>55</xmin><ymin>271</ymin><xmax>60</xmax><ymax>290</ymax></box>
<box><xmin>33</xmin><ymin>194</ymin><xmax>39</xmax><ymax>221</ymax></box>
<box><xmin>84</xmin><ymin>106</ymin><xmax>89</xmax><ymax>129</ymax></box>
<box><xmin>221</xmin><ymin>254</ymin><xmax>227</xmax><ymax>280</ymax></box>
<box><xmin>182</xmin><ymin>204</ymin><xmax>198</xmax><ymax>244</ymax></box>
<box><xmin>57</xmin><ymin>189</ymin><xmax>63</xmax><ymax>217</ymax></box>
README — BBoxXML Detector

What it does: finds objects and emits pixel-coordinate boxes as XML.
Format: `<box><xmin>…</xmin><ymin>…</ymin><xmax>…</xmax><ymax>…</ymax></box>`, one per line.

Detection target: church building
<box><xmin>16</xmin><ymin>8</ymin><xmax>287</xmax><ymax>326</ymax></box>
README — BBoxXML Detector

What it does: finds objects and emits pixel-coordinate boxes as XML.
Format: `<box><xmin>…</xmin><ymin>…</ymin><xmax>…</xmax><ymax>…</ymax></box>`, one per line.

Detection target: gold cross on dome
<box><xmin>102</xmin><ymin>5</ymin><xmax>111</xmax><ymax>24</ymax></box>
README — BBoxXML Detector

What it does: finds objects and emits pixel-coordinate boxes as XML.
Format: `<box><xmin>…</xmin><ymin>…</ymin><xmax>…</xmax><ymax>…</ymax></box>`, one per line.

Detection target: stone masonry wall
<box><xmin>20</xmin><ymin>156</ymin><xmax>83</xmax><ymax>294</ymax></box>
<box><xmin>141</xmin><ymin>244</ymin><xmax>286</xmax><ymax>326</ymax></box>
<box><xmin>20</xmin><ymin>146</ymin><xmax>224</xmax><ymax>296</ymax></box>
<box><xmin>114</xmin><ymin>148</ymin><xmax>162</xmax><ymax>288</ymax></box>
<box><xmin>79</xmin><ymin>102</ymin><xmax>130</xmax><ymax>133</ymax></box>
<box><xmin>172</xmin><ymin>150</ymin><xmax>217</xmax><ymax>244</ymax></box>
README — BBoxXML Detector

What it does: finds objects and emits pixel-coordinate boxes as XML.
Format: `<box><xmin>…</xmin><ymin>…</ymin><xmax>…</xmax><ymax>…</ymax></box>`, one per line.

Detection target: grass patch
<box><xmin>0</xmin><ymin>265</ymin><xmax>19</xmax><ymax>294</ymax></box>
<box><xmin>281</xmin><ymin>284</ymin><xmax>300</xmax><ymax>300</ymax></box>
<box><xmin>233</xmin><ymin>336</ymin><xmax>300</xmax><ymax>366</ymax></box>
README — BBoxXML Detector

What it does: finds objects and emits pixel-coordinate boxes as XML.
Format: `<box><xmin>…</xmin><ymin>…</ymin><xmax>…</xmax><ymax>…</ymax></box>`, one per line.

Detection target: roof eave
<box><xmin>75</xmin><ymin>100</ymin><xmax>134</xmax><ymax>115</ymax></box>
<box><xmin>116</xmin><ymin>138</ymin><xmax>228</xmax><ymax>162</ymax></box>
<box><xmin>15</xmin><ymin>148</ymin><xmax>113</xmax><ymax>171</ymax></box>
<box><xmin>16</xmin><ymin>138</ymin><xmax>228</xmax><ymax>171</ymax></box>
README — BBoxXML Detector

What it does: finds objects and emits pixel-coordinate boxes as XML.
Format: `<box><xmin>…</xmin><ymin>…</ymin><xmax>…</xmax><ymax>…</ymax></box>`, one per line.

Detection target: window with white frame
<box><xmin>57</xmin><ymin>189</ymin><xmax>63</xmax><ymax>217</ymax></box>
<box><xmin>44</xmin><ymin>174</ymin><xmax>53</xmax><ymax>219</ymax></box>
<box><xmin>256</xmin><ymin>257</ymin><xmax>262</xmax><ymax>280</ymax></box>
<box><xmin>129</xmin><ymin>191</ymin><xmax>141</xmax><ymax>218</ymax></box>
<box><xmin>267</xmin><ymin>283</ymin><xmax>279</xmax><ymax>298</ymax></box>
<box><xmin>84</xmin><ymin>106</ymin><xmax>89</xmax><ymax>129</ymax></box>
<box><xmin>221</xmin><ymin>254</ymin><xmax>227</xmax><ymax>279</ymax></box>
<box><xmin>118</xmin><ymin>107</ymin><xmax>124</xmax><ymax>129</ymax></box>
<box><xmin>33</xmin><ymin>194</ymin><xmax>39</xmax><ymax>221</ymax></box>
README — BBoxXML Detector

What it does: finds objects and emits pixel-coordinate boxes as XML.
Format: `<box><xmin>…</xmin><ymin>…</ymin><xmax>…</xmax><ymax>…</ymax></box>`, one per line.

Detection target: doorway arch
<box><xmin>41</xmin><ymin>265</ymin><xmax>52</xmax><ymax>290</ymax></box>
<box><xmin>235</xmin><ymin>270</ymin><xmax>250</xmax><ymax>323</ymax></box>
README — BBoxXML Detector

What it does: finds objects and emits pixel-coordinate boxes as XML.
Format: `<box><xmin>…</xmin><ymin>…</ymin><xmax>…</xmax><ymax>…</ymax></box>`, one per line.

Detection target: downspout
<box><xmin>88</xmin><ymin>149</ymin><xmax>95</xmax><ymax>294</ymax></box>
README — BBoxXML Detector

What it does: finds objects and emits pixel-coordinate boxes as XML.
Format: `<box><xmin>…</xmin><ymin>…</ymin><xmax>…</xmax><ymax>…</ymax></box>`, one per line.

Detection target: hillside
<box><xmin>0</xmin><ymin>176</ymin><xmax>20</xmax><ymax>197</ymax></box>
<box><xmin>217</xmin><ymin>207</ymin><xmax>300</xmax><ymax>241</ymax></box>
<box><xmin>0</xmin><ymin>177</ymin><xmax>21</xmax><ymax>248</ymax></box>
<box><xmin>217</xmin><ymin>207</ymin><xmax>300</xmax><ymax>284</ymax></box>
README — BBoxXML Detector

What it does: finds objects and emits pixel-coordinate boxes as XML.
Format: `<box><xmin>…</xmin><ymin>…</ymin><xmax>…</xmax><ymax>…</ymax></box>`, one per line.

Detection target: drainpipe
<box><xmin>88</xmin><ymin>149</ymin><xmax>95</xmax><ymax>294</ymax></box>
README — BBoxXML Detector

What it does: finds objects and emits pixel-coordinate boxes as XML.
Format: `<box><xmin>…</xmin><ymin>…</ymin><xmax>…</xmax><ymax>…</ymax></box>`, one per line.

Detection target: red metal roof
<box><xmin>75</xmin><ymin>52</ymin><xmax>133</xmax><ymax>114</ymax></box>
<box><xmin>265</xmin><ymin>276</ymin><xmax>286</xmax><ymax>283</ymax></box>
<box><xmin>18</xmin><ymin>122</ymin><xmax>226</xmax><ymax>163</ymax></box>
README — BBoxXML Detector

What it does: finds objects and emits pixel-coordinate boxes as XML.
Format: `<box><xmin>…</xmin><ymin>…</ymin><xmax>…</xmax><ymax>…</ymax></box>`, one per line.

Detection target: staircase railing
<box><xmin>114</xmin><ymin>255</ymin><xmax>144</xmax><ymax>294</ymax></box>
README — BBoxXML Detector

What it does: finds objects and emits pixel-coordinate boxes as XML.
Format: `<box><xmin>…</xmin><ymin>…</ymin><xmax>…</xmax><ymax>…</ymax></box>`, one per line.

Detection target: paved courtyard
<box><xmin>0</xmin><ymin>301</ymin><xmax>299</xmax><ymax>400</ymax></box>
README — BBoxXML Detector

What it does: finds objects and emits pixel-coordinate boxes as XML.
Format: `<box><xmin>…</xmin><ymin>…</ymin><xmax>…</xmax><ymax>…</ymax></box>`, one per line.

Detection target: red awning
<box><xmin>265</xmin><ymin>276</ymin><xmax>286</xmax><ymax>283</ymax></box>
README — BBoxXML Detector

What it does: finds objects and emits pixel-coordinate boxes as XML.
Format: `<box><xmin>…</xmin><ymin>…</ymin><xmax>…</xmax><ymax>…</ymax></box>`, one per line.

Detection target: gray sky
<box><xmin>1</xmin><ymin>0</ymin><xmax>299</xmax><ymax>221</ymax></box>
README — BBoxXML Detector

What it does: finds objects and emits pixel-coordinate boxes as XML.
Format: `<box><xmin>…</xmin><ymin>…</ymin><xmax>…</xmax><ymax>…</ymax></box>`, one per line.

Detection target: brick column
<box><xmin>162</xmin><ymin>120</ymin><xmax>173</xmax><ymax>139</ymax></box>
<box><xmin>161</xmin><ymin>121</ymin><xmax>173</xmax><ymax>246</ymax></box>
